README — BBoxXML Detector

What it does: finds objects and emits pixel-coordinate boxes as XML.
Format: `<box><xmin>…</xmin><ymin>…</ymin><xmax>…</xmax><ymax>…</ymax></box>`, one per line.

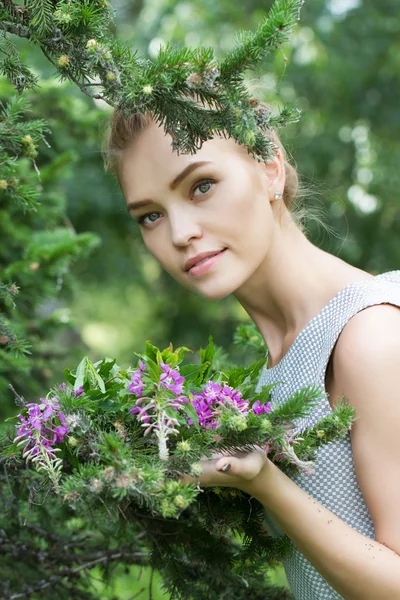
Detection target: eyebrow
<box><xmin>127</xmin><ymin>161</ymin><xmax>212</xmax><ymax>212</ymax></box>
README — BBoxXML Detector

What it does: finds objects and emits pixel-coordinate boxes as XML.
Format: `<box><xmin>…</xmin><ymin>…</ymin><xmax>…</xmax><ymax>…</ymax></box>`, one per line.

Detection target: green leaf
<box><xmin>180</xmin><ymin>363</ymin><xmax>209</xmax><ymax>379</ymax></box>
<box><xmin>145</xmin><ymin>341</ymin><xmax>159</xmax><ymax>363</ymax></box>
<box><xmin>74</xmin><ymin>356</ymin><xmax>89</xmax><ymax>391</ymax></box>
<box><xmin>180</xmin><ymin>402</ymin><xmax>200</xmax><ymax>430</ymax></box>
<box><xmin>64</xmin><ymin>368</ymin><xmax>76</xmax><ymax>386</ymax></box>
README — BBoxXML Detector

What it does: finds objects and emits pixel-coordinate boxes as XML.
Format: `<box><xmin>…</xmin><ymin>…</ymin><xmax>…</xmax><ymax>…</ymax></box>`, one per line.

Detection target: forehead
<box><xmin>119</xmin><ymin>120</ymin><xmax>251</xmax><ymax>193</ymax></box>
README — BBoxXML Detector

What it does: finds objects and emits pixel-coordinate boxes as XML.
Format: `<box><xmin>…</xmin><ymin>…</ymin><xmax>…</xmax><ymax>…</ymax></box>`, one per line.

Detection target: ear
<box><xmin>261</xmin><ymin>148</ymin><xmax>286</xmax><ymax>202</ymax></box>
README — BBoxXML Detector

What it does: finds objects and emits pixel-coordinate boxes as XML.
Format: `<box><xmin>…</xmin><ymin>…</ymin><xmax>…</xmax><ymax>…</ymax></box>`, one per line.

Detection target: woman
<box><xmin>105</xmin><ymin>107</ymin><xmax>400</xmax><ymax>599</ymax></box>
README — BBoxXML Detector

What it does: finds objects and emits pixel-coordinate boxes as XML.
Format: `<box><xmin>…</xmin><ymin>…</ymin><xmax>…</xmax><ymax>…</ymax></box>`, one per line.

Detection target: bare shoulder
<box><xmin>327</xmin><ymin>303</ymin><xmax>400</xmax><ymax>552</ymax></box>
<box><xmin>328</xmin><ymin>303</ymin><xmax>400</xmax><ymax>399</ymax></box>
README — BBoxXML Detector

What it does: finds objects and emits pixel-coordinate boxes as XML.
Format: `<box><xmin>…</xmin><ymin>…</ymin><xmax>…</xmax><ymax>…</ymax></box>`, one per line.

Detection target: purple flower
<box><xmin>159</xmin><ymin>362</ymin><xmax>184</xmax><ymax>396</ymax></box>
<box><xmin>75</xmin><ymin>386</ymin><xmax>84</xmax><ymax>397</ymax></box>
<box><xmin>252</xmin><ymin>400</ymin><xmax>272</xmax><ymax>415</ymax></box>
<box><xmin>41</xmin><ymin>397</ymin><xmax>61</xmax><ymax>421</ymax></box>
<box><xmin>26</xmin><ymin>403</ymin><xmax>43</xmax><ymax>431</ymax></box>
<box><xmin>128</xmin><ymin>360</ymin><xmax>146</xmax><ymax>397</ymax></box>
<box><xmin>14</xmin><ymin>399</ymin><xmax>69</xmax><ymax>462</ymax></box>
<box><xmin>191</xmin><ymin>381</ymin><xmax>250</xmax><ymax>430</ymax></box>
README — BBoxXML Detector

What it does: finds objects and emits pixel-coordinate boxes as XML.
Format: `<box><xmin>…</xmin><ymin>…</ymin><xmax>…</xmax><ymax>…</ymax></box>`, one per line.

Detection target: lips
<box><xmin>184</xmin><ymin>249</ymin><xmax>225</xmax><ymax>272</ymax></box>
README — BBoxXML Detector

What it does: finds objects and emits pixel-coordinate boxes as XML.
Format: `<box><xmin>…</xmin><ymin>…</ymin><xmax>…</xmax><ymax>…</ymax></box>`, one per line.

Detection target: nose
<box><xmin>169</xmin><ymin>208</ymin><xmax>203</xmax><ymax>247</ymax></box>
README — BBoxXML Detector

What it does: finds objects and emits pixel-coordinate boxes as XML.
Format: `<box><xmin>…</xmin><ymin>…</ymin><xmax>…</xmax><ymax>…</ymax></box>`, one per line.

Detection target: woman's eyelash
<box><xmin>137</xmin><ymin>178</ymin><xmax>215</xmax><ymax>226</ymax></box>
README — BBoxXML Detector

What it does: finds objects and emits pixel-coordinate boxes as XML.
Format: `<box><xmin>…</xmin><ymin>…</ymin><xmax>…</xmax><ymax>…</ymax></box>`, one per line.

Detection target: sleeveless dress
<box><xmin>255</xmin><ymin>269</ymin><xmax>400</xmax><ymax>599</ymax></box>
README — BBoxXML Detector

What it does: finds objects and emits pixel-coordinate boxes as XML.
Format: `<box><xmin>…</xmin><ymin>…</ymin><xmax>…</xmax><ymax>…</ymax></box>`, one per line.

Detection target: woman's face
<box><xmin>120</xmin><ymin>120</ymin><xmax>285</xmax><ymax>300</ymax></box>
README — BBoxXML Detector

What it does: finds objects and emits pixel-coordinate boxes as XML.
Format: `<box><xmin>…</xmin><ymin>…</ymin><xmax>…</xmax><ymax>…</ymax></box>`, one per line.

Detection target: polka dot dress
<box><xmin>255</xmin><ymin>270</ymin><xmax>400</xmax><ymax>599</ymax></box>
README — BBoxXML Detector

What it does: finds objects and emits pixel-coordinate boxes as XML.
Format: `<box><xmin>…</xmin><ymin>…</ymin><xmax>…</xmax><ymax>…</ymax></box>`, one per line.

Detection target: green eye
<box><xmin>138</xmin><ymin>212</ymin><xmax>162</xmax><ymax>226</ymax></box>
<box><xmin>193</xmin><ymin>179</ymin><xmax>214</xmax><ymax>196</ymax></box>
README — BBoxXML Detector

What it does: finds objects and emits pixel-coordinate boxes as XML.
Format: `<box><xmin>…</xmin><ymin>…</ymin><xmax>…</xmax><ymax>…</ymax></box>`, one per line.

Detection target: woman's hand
<box><xmin>180</xmin><ymin>445</ymin><xmax>271</xmax><ymax>492</ymax></box>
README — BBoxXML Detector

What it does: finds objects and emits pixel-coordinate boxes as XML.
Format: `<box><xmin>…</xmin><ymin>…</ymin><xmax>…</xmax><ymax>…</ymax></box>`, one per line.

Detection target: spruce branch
<box><xmin>1</xmin><ymin>0</ymin><xmax>304</xmax><ymax>161</ymax></box>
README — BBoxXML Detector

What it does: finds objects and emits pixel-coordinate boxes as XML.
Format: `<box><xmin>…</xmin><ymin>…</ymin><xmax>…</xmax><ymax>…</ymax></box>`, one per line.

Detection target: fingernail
<box><xmin>221</xmin><ymin>463</ymin><xmax>231</xmax><ymax>472</ymax></box>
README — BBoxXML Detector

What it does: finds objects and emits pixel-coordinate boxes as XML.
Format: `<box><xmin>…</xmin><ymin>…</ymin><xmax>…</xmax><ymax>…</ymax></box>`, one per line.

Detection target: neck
<box><xmin>233</xmin><ymin>218</ymin><xmax>373</xmax><ymax>368</ymax></box>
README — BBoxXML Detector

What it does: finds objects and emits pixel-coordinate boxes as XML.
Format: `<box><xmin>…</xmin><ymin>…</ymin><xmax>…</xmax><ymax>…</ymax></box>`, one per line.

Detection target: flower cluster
<box><xmin>190</xmin><ymin>381</ymin><xmax>272</xmax><ymax>430</ymax></box>
<box><xmin>128</xmin><ymin>361</ymin><xmax>189</xmax><ymax>460</ymax></box>
<box><xmin>13</xmin><ymin>397</ymin><xmax>69</xmax><ymax>491</ymax></box>
<box><xmin>127</xmin><ymin>360</ymin><xmax>273</xmax><ymax>461</ymax></box>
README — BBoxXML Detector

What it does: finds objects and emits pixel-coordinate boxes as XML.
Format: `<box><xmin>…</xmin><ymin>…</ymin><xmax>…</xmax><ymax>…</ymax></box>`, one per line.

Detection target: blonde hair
<box><xmin>103</xmin><ymin>100</ymin><xmax>328</xmax><ymax>235</ymax></box>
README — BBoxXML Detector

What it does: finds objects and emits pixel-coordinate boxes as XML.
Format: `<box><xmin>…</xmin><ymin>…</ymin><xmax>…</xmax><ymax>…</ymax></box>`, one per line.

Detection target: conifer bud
<box><xmin>0</xmin><ymin>336</ymin><xmax>9</xmax><ymax>345</ymax></box>
<box><xmin>116</xmin><ymin>473</ymin><xmax>134</xmax><ymax>488</ymax></box>
<box><xmin>202</xmin><ymin>67</ymin><xmax>220</xmax><ymax>89</ymax></box>
<box><xmin>106</xmin><ymin>71</ymin><xmax>116</xmax><ymax>82</ymax></box>
<box><xmin>176</xmin><ymin>440</ymin><xmax>191</xmax><ymax>453</ymax></box>
<box><xmin>25</xmin><ymin>145</ymin><xmax>38</xmax><ymax>158</ymax></box>
<box><xmin>86</xmin><ymin>39</ymin><xmax>98</xmax><ymax>51</ymax></box>
<box><xmin>190</xmin><ymin>462</ymin><xmax>203</xmax><ymax>477</ymax></box>
<box><xmin>9</xmin><ymin>284</ymin><xmax>19</xmax><ymax>295</ymax></box>
<box><xmin>186</xmin><ymin>73</ymin><xmax>202</xmax><ymax>88</ymax></box>
<box><xmin>67</xmin><ymin>436</ymin><xmax>79</xmax><ymax>447</ymax></box>
<box><xmin>21</xmin><ymin>135</ymin><xmax>33</xmax><ymax>145</ymax></box>
<box><xmin>29</xmin><ymin>262</ymin><xmax>40</xmax><ymax>271</ymax></box>
<box><xmin>58</xmin><ymin>55</ymin><xmax>70</xmax><ymax>68</ymax></box>
<box><xmin>89</xmin><ymin>478</ymin><xmax>103</xmax><ymax>493</ymax></box>
<box><xmin>316</xmin><ymin>430</ymin><xmax>325</xmax><ymax>439</ymax></box>
<box><xmin>174</xmin><ymin>494</ymin><xmax>189</xmax><ymax>509</ymax></box>
<box><xmin>142</xmin><ymin>85</ymin><xmax>153</xmax><ymax>95</ymax></box>
<box><xmin>102</xmin><ymin>466</ymin><xmax>116</xmax><ymax>481</ymax></box>
<box><xmin>0</xmin><ymin>179</ymin><xmax>8</xmax><ymax>191</ymax></box>
<box><xmin>229</xmin><ymin>414</ymin><xmax>248</xmax><ymax>431</ymax></box>
<box><xmin>161</xmin><ymin>498</ymin><xmax>177</xmax><ymax>518</ymax></box>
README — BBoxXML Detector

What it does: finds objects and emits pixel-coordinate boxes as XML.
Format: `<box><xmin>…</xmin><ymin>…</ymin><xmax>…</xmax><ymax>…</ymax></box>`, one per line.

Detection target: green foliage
<box><xmin>0</xmin><ymin>92</ymin><xmax>100</xmax><ymax>418</ymax></box>
<box><xmin>0</xmin><ymin>334</ymin><xmax>355</xmax><ymax>598</ymax></box>
<box><xmin>1</xmin><ymin>0</ymin><xmax>304</xmax><ymax>161</ymax></box>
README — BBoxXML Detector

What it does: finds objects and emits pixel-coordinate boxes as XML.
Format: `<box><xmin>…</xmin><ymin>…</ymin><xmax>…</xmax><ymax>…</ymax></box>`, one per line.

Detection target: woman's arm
<box><xmin>237</xmin><ymin>305</ymin><xmax>400</xmax><ymax>599</ymax></box>
<box><xmin>240</xmin><ymin>460</ymin><xmax>400</xmax><ymax>600</ymax></box>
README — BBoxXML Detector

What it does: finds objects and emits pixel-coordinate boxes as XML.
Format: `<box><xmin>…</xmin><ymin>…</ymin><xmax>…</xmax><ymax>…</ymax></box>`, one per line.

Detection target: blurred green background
<box><xmin>2</xmin><ymin>0</ymin><xmax>399</xmax><ymax>595</ymax></box>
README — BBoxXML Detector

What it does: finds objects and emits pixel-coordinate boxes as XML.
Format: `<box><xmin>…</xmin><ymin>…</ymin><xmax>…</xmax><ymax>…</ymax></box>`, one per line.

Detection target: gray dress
<box><xmin>255</xmin><ymin>270</ymin><xmax>400</xmax><ymax>599</ymax></box>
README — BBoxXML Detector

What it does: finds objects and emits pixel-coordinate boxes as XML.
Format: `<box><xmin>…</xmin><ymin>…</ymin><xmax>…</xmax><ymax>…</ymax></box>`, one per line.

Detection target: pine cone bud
<box><xmin>160</xmin><ymin>499</ymin><xmax>177</xmax><ymax>518</ymax></box>
<box><xmin>115</xmin><ymin>473</ymin><xmax>134</xmax><ymax>488</ymax></box>
<box><xmin>186</xmin><ymin>73</ymin><xmax>203</xmax><ymax>88</ymax></box>
<box><xmin>25</xmin><ymin>145</ymin><xmax>38</xmax><ymax>158</ymax></box>
<box><xmin>58</xmin><ymin>55</ymin><xmax>70</xmax><ymax>68</ymax></box>
<box><xmin>174</xmin><ymin>494</ymin><xmax>189</xmax><ymax>509</ymax></box>
<box><xmin>67</xmin><ymin>436</ymin><xmax>79</xmax><ymax>447</ymax></box>
<box><xmin>176</xmin><ymin>440</ymin><xmax>191</xmax><ymax>453</ymax></box>
<box><xmin>88</xmin><ymin>478</ymin><xmax>103</xmax><ymax>493</ymax></box>
<box><xmin>202</xmin><ymin>67</ymin><xmax>220</xmax><ymax>89</ymax></box>
<box><xmin>86</xmin><ymin>39</ymin><xmax>98</xmax><ymax>51</ymax></box>
<box><xmin>29</xmin><ymin>262</ymin><xmax>40</xmax><ymax>271</ymax></box>
<box><xmin>9</xmin><ymin>284</ymin><xmax>19</xmax><ymax>295</ymax></box>
<box><xmin>229</xmin><ymin>414</ymin><xmax>248</xmax><ymax>431</ymax></box>
<box><xmin>21</xmin><ymin>135</ymin><xmax>33</xmax><ymax>145</ymax></box>
<box><xmin>190</xmin><ymin>462</ymin><xmax>203</xmax><ymax>477</ymax></box>
<box><xmin>0</xmin><ymin>180</ymin><xmax>8</xmax><ymax>191</ymax></box>
<box><xmin>106</xmin><ymin>71</ymin><xmax>116</xmax><ymax>82</ymax></box>
<box><xmin>0</xmin><ymin>336</ymin><xmax>9</xmax><ymax>345</ymax></box>
<box><xmin>142</xmin><ymin>85</ymin><xmax>153</xmax><ymax>95</ymax></box>
<box><xmin>102</xmin><ymin>466</ymin><xmax>116</xmax><ymax>481</ymax></box>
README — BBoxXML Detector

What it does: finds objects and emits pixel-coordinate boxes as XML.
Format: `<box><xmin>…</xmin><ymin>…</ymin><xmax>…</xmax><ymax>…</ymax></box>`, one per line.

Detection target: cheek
<box><xmin>224</xmin><ymin>187</ymin><xmax>272</xmax><ymax>243</ymax></box>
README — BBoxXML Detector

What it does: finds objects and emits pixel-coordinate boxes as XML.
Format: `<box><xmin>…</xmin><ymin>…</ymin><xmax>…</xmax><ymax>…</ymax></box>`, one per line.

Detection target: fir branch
<box><xmin>1</xmin><ymin>0</ymin><xmax>303</xmax><ymax>161</ymax></box>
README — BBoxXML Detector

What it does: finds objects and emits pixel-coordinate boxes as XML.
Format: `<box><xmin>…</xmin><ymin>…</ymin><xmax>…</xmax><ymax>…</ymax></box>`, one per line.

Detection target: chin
<box><xmin>189</xmin><ymin>280</ymin><xmax>240</xmax><ymax>301</ymax></box>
